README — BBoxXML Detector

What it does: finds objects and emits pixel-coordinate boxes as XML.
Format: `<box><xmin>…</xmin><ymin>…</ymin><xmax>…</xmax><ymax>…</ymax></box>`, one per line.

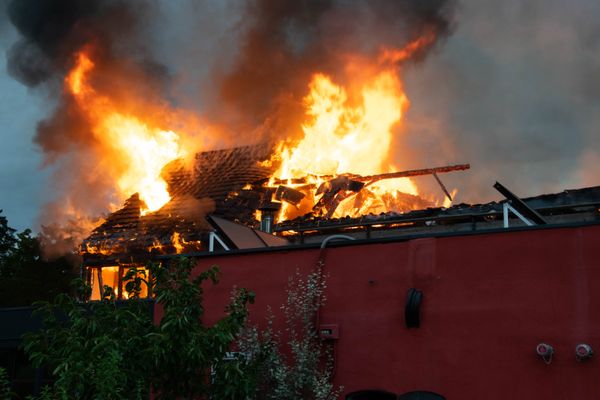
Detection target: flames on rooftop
<box><xmin>65</xmin><ymin>30</ymin><xmax>453</xmax><ymax>219</ymax></box>
<box><xmin>6</xmin><ymin>0</ymin><xmax>474</xmax><ymax>298</ymax></box>
<box><xmin>72</xmin><ymin>30</ymin><xmax>472</xmax><ymax>263</ymax></box>
<box><xmin>7</xmin><ymin>1</ymin><xmax>600</xmax><ymax>302</ymax></box>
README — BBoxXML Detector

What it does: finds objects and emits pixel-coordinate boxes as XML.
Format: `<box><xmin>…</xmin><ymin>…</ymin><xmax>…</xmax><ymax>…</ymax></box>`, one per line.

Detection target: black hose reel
<box><xmin>405</xmin><ymin>288</ymin><xmax>423</xmax><ymax>328</ymax></box>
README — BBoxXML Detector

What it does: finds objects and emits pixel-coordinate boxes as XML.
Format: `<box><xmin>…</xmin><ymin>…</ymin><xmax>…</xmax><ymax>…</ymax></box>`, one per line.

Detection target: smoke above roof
<box><xmin>3</xmin><ymin>0</ymin><xmax>455</xmax><ymax>238</ymax></box>
<box><xmin>4</xmin><ymin>0</ymin><xmax>599</xmax><ymax>254</ymax></box>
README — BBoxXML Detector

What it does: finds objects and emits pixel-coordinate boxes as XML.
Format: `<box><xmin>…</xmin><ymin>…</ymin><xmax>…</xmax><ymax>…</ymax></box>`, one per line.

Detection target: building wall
<box><xmin>176</xmin><ymin>224</ymin><xmax>600</xmax><ymax>399</ymax></box>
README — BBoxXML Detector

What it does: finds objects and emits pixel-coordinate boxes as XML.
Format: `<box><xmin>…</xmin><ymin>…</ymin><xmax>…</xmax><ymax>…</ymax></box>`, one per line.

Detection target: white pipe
<box><xmin>320</xmin><ymin>234</ymin><xmax>356</xmax><ymax>249</ymax></box>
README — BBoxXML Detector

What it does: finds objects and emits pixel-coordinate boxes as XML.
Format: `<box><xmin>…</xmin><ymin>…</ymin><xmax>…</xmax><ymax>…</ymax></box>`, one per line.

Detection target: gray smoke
<box><xmin>208</xmin><ymin>0</ymin><xmax>456</xmax><ymax>142</ymax></box>
<box><xmin>4</xmin><ymin>0</ymin><xmax>597</xmax><ymax>247</ymax></box>
<box><xmin>396</xmin><ymin>0</ymin><xmax>600</xmax><ymax>202</ymax></box>
<box><xmin>3</xmin><ymin>0</ymin><xmax>456</xmax><ymax>230</ymax></box>
<box><xmin>3</xmin><ymin>0</ymin><xmax>171</xmax><ymax>254</ymax></box>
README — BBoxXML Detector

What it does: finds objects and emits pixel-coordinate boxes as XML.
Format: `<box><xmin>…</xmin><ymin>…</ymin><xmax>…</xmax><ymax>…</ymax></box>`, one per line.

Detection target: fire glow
<box><xmin>66</xmin><ymin>50</ymin><xmax>186</xmax><ymax>215</ymax></box>
<box><xmin>66</xmin><ymin>31</ymin><xmax>448</xmax><ymax>226</ymax></box>
<box><xmin>270</xmin><ymin>35</ymin><xmax>441</xmax><ymax>221</ymax></box>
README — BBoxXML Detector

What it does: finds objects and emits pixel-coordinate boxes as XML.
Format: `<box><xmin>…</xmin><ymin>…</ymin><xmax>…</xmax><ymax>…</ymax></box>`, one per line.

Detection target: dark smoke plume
<box><xmin>5</xmin><ymin>0</ymin><xmax>169</xmax><ymax>255</ymax></box>
<box><xmin>8</xmin><ymin>0</ymin><xmax>147</xmax><ymax>85</ymax></box>
<box><xmin>4</xmin><ymin>0</ymin><xmax>456</xmax><ymax>256</ymax></box>
<box><xmin>211</xmin><ymin>0</ymin><xmax>456</xmax><ymax>141</ymax></box>
<box><xmin>6</xmin><ymin>0</ymin><xmax>167</xmax><ymax>153</ymax></box>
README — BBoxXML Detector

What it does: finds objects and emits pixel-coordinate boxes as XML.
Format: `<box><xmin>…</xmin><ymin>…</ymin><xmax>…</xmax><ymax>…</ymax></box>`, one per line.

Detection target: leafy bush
<box><xmin>22</xmin><ymin>258</ymin><xmax>341</xmax><ymax>399</ymax></box>
<box><xmin>238</xmin><ymin>267</ymin><xmax>342</xmax><ymax>400</ymax></box>
<box><xmin>0</xmin><ymin>367</ymin><xmax>13</xmax><ymax>399</ymax></box>
<box><xmin>23</xmin><ymin>258</ymin><xmax>254</xmax><ymax>400</ymax></box>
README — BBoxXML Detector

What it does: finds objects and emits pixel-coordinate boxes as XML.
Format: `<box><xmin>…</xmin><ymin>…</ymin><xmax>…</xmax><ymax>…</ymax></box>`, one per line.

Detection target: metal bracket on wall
<box><xmin>493</xmin><ymin>181</ymin><xmax>547</xmax><ymax>228</ymax></box>
<box><xmin>502</xmin><ymin>202</ymin><xmax>534</xmax><ymax>228</ymax></box>
<box><xmin>208</xmin><ymin>232</ymin><xmax>230</xmax><ymax>252</ymax></box>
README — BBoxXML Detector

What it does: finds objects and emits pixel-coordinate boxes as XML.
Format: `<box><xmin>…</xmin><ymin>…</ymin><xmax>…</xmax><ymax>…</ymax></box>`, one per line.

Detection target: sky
<box><xmin>0</xmin><ymin>21</ymin><xmax>51</xmax><ymax>232</ymax></box>
<box><xmin>0</xmin><ymin>0</ymin><xmax>599</xmax><ymax>232</ymax></box>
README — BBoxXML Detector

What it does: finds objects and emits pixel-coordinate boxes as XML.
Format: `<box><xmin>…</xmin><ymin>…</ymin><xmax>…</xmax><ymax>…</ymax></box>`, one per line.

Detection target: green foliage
<box><xmin>147</xmin><ymin>258</ymin><xmax>255</xmax><ymax>399</ymax></box>
<box><xmin>0</xmin><ymin>211</ymin><xmax>75</xmax><ymax>307</ymax></box>
<box><xmin>20</xmin><ymin>249</ymin><xmax>340</xmax><ymax>399</ymax></box>
<box><xmin>23</xmin><ymin>284</ymin><xmax>153</xmax><ymax>400</ymax></box>
<box><xmin>238</xmin><ymin>267</ymin><xmax>342</xmax><ymax>400</ymax></box>
<box><xmin>23</xmin><ymin>258</ymin><xmax>256</xmax><ymax>400</ymax></box>
<box><xmin>0</xmin><ymin>367</ymin><xmax>14</xmax><ymax>400</ymax></box>
<box><xmin>0</xmin><ymin>211</ymin><xmax>17</xmax><ymax>262</ymax></box>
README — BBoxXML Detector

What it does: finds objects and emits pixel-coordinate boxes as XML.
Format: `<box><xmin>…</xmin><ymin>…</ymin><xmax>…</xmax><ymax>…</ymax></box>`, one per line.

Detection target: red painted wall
<box><xmin>170</xmin><ymin>224</ymin><xmax>600</xmax><ymax>399</ymax></box>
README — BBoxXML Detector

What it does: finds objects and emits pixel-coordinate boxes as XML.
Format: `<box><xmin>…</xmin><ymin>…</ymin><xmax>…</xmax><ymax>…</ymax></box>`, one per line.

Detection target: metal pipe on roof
<box><xmin>320</xmin><ymin>234</ymin><xmax>356</xmax><ymax>249</ymax></box>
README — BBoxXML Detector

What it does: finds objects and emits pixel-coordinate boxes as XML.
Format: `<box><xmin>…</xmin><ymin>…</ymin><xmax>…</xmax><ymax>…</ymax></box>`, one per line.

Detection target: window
<box><xmin>88</xmin><ymin>265</ymin><xmax>149</xmax><ymax>300</ymax></box>
<box><xmin>90</xmin><ymin>266</ymin><xmax>120</xmax><ymax>300</ymax></box>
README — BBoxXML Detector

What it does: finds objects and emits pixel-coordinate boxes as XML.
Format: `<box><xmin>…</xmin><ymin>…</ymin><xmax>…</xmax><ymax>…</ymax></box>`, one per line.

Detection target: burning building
<box><xmin>80</xmin><ymin>139</ymin><xmax>472</xmax><ymax>299</ymax></box>
<box><xmin>4</xmin><ymin>0</ymin><xmax>600</xmax><ymax>398</ymax></box>
<box><xmin>76</xmin><ymin>126</ymin><xmax>600</xmax><ymax>400</ymax></box>
<box><xmin>35</xmin><ymin>1</ymin><xmax>470</xmax><ymax>299</ymax></box>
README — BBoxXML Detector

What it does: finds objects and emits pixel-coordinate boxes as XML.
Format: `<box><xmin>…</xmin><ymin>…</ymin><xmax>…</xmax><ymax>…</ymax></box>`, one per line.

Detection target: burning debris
<box><xmin>298</xmin><ymin>164</ymin><xmax>469</xmax><ymax>219</ymax></box>
<box><xmin>81</xmin><ymin>140</ymin><xmax>469</xmax><ymax>262</ymax></box>
<box><xmin>5</xmin><ymin>0</ymin><xmax>457</xmax><ymax>240</ymax></box>
<box><xmin>5</xmin><ymin>0</ymin><xmax>463</xmax><ymax>298</ymax></box>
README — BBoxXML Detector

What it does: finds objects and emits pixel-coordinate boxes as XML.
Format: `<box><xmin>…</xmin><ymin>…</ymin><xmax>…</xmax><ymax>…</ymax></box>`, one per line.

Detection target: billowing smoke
<box><xmin>3</xmin><ymin>0</ymin><xmax>456</xmax><ymax>255</ymax></box>
<box><xmin>5</xmin><ymin>0</ymin><xmax>172</xmax><ymax>253</ymax></box>
<box><xmin>210</xmin><ymin>0</ymin><xmax>456</xmax><ymax>141</ymax></box>
<box><xmin>397</xmin><ymin>0</ymin><xmax>600</xmax><ymax>202</ymax></box>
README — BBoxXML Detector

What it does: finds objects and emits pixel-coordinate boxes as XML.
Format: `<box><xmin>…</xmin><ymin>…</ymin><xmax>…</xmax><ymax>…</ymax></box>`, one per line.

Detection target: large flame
<box><xmin>273</xmin><ymin>66</ymin><xmax>422</xmax><ymax>220</ymax></box>
<box><xmin>277</xmin><ymin>71</ymin><xmax>410</xmax><ymax>178</ymax></box>
<box><xmin>68</xmin><ymin>32</ymin><xmax>445</xmax><ymax>227</ymax></box>
<box><xmin>269</xmin><ymin>33</ymin><xmax>446</xmax><ymax>221</ymax></box>
<box><xmin>65</xmin><ymin>50</ymin><xmax>186</xmax><ymax>214</ymax></box>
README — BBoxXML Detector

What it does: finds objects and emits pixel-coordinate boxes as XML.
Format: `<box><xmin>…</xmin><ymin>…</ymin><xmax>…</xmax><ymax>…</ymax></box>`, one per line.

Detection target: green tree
<box><xmin>23</xmin><ymin>281</ymin><xmax>152</xmax><ymax>400</ymax></box>
<box><xmin>0</xmin><ymin>367</ymin><xmax>14</xmax><ymax>399</ymax></box>
<box><xmin>23</xmin><ymin>258</ymin><xmax>255</xmax><ymax>400</ymax></box>
<box><xmin>0</xmin><ymin>211</ymin><xmax>75</xmax><ymax>307</ymax></box>
<box><xmin>0</xmin><ymin>210</ymin><xmax>17</xmax><ymax>275</ymax></box>
<box><xmin>147</xmin><ymin>258</ymin><xmax>254</xmax><ymax>399</ymax></box>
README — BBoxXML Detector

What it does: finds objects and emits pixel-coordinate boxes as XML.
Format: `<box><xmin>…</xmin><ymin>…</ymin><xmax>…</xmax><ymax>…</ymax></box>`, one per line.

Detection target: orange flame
<box><xmin>171</xmin><ymin>232</ymin><xmax>184</xmax><ymax>254</ymax></box>
<box><xmin>277</xmin><ymin>72</ymin><xmax>408</xmax><ymax>178</ymax></box>
<box><xmin>378</xmin><ymin>30</ymin><xmax>437</xmax><ymax>65</ymax></box>
<box><xmin>269</xmin><ymin>31</ymin><xmax>445</xmax><ymax>221</ymax></box>
<box><xmin>273</xmin><ymin>70</ymin><xmax>418</xmax><ymax>220</ymax></box>
<box><xmin>65</xmin><ymin>50</ymin><xmax>186</xmax><ymax>214</ymax></box>
<box><xmin>68</xmin><ymin>30</ymin><xmax>445</xmax><ymax>230</ymax></box>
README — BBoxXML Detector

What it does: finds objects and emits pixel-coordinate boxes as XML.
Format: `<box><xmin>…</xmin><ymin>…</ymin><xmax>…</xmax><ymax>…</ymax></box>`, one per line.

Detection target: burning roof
<box><xmin>81</xmin><ymin>136</ymin><xmax>476</xmax><ymax>260</ymax></box>
<box><xmin>276</xmin><ymin>185</ymin><xmax>600</xmax><ymax>243</ymax></box>
<box><xmin>82</xmin><ymin>144</ymin><xmax>275</xmax><ymax>262</ymax></box>
<box><xmin>82</xmin><ymin>141</ymin><xmax>600</xmax><ymax>264</ymax></box>
<box><xmin>81</xmin><ymin>133</ymin><xmax>600</xmax><ymax>265</ymax></box>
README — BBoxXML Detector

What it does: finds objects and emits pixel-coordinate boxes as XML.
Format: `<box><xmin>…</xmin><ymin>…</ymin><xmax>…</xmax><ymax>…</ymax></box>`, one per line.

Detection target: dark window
<box><xmin>346</xmin><ymin>390</ymin><xmax>397</xmax><ymax>400</ymax></box>
<box><xmin>398</xmin><ymin>391</ymin><xmax>445</xmax><ymax>400</ymax></box>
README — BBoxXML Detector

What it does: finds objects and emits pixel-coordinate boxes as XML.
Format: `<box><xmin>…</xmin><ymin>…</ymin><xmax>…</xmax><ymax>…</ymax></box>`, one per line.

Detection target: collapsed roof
<box><xmin>82</xmin><ymin>144</ymin><xmax>274</xmax><ymax>262</ymax></box>
<box><xmin>81</xmin><ymin>144</ymin><xmax>600</xmax><ymax>263</ymax></box>
<box><xmin>277</xmin><ymin>185</ymin><xmax>600</xmax><ymax>244</ymax></box>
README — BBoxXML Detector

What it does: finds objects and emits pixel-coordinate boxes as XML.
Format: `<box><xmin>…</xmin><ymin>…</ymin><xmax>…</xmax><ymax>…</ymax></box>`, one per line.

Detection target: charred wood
<box><xmin>275</xmin><ymin>185</ymin><xmax>305</xmax><ymax>205</ymax></box>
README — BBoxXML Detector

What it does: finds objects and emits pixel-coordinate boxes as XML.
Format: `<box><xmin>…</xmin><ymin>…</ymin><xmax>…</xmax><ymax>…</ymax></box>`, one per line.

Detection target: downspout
<box><xmin>315</xmin><ymin>234</ymin><xmax>356</xmax><ymax>379</ymax></box>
